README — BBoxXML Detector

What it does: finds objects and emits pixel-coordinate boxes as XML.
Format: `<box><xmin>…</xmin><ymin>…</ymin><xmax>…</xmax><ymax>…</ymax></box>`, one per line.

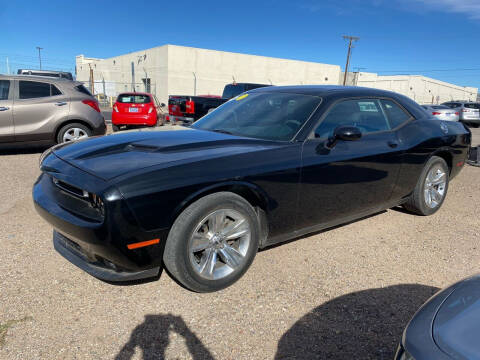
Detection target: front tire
<box><xmin>163</xmin><ymin>192</ymin><xmax>260</xmax><ymax>292</ymax></box>
<box><xmin>403</xmin><ymin>156</ymin><xmax>449</xmax><ymax>216</ymax></box>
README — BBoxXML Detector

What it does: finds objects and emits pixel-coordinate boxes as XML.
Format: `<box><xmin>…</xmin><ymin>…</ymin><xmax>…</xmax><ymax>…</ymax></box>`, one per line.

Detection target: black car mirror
<box><xmin>325</xmin><ymin>126</ymin><xmax>362</xmax><ymax>149</ymax></box>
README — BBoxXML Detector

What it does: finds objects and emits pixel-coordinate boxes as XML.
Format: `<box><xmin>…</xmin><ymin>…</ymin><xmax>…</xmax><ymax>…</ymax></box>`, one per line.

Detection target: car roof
<box><xmin>0</xmin><ymin>74</ymin><xmax>75</xmax><ymax>83</ymax></box>
<box><xmin>249</xmin><ymin>85</ymin><xmax>405</xmax><ymax>98</ymax></box>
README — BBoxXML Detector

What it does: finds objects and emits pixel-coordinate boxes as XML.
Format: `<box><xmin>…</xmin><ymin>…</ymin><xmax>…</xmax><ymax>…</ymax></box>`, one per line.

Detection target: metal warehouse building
<box><xmin>349</xmin><ymin>72</ymin><xmax>477</xmax><ymax>104</ymax></box>
<box><xmin>76</xmin><ymin>44</ymin><xmax>477</xmax><ymax>105</ymax></box>
<box><xmin>75</xmin><ymin>44</ymin><xmax>341</xmax><ymax>105</ymax></box>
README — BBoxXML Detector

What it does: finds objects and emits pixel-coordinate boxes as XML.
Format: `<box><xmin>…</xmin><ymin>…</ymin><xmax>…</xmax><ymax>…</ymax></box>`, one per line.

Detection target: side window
<box><xmin>0</xmin><ymin>80</ymin><xmax>10</xmax><ymax>100</ymax></box>
<box><xmin>380</xmin><ymin>99</ymin><xmax>411</xmax><ymax>128</ymax></box>
<box><xmin>19</xmin><ymin>81</ymin><xmax>51</xmax><ymax>99</ymax></box>
<box><xmin>314</xmin><ymin>99</ymin><xmax>389</xmax><ymax>139</ymax></box>
<box><xmin>51</xmin><ymin>84</ymin><xmax>62</xmax><ymax>96</ymax></box>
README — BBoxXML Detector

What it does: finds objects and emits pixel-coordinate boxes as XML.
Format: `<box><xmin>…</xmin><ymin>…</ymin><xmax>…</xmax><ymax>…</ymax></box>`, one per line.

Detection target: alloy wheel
<box><xmin>188</xmin><ymin>209</ymin><xmax>251</xmax><ymax>280</ymax></box>
<box><xmin>424</xmin><ymin>165</ymin><xmax>447</xmax><ymax>208</ymax></box>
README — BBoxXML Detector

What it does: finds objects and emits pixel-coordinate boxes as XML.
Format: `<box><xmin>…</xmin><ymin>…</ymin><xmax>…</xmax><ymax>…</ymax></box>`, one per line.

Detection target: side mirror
<box><xmin>325</xmin><ymin>126</ymin><xmax>362</xmax><ymax>149</ymax></box>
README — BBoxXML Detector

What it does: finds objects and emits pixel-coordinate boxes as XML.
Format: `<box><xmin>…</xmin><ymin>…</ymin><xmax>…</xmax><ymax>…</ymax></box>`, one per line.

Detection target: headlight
<box><xmin>90</xmin><ymin>193</ymin><xmax>105</xmax><ymax>216</ymax></box>
<box><xmin>39</xmin><ymin>143</ymin><xmax>64</xmax><ymax>168</ymax></box>
<box><xmin>39</xmin><ymin>147</ymin><xmax>53</xmax><ymax>167</ymax></box>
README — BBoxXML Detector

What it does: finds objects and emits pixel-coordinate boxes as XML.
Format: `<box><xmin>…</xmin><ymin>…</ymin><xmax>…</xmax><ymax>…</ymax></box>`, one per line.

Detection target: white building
<box><xmin>350</xmin><ymin>72</ymin><xmax>477</xmax><ymax>104</ymax></box>
<box><xmin>76</xmin><ymin>44</ymin><xmax>341</xmax><ymax>104</ymax></box>
<box><xmin>76</xmin><ymin>44</ymin><xmax>478</xmax><ymax>106</ymax></box>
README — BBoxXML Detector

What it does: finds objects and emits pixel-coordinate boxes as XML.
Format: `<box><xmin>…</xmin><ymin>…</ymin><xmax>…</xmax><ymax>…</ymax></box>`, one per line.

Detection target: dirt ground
<box><xmin>0</xmin><ymin>127</ymin><xmax>479</xmax><ymax>360</ymax></box>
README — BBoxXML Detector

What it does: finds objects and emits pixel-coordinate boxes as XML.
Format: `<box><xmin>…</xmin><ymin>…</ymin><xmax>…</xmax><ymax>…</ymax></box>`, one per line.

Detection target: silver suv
<box><xmin>0</xmin><ymin>75</ymin><xmax>106</xmax><ymax>145</ymax></box>
<box><xmin>442</xmin><ymin>101</ymin><xmax>480</xmax><ymax>128</ymax></box>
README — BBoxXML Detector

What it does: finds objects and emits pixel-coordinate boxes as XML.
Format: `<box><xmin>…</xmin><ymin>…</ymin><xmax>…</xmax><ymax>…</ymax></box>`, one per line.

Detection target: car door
<box><xmin>0</xmin><ymin>79</ymin><xmax>14</xmax><ymax>143</ymax></box>
<box><xmin>297</xmin><ymin>98</ymin><xmax>405</xmax><ymax>232</ymax></box>
<box><xmin>13</xmin><ymin>80</ymin><xmax>70</xmax><ymax>142</ymax></box>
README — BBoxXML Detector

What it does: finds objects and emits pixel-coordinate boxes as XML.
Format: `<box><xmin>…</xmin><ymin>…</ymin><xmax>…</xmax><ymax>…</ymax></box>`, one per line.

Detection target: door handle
<box><xmin>55</xmin><ymin>102</ymin><xmax>67</xmax><ymax>106</ymax></box>
<box><xmin>0</xmin><ymin>106</ymin><xmax>9</xmax><ymax>111</ymax></box>
<box><xmin>388</xmin><ymin>141</ymin><xmax>398</xmax><ymax>148</ymax></box>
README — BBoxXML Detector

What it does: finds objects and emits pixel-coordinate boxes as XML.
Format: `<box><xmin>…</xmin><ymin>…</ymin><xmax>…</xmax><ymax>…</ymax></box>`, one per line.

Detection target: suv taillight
<box><xmin>113</xmin><ymin>104</ymin><xmax>118</xmax><ymax>112</ymax></box>
<box><xmin>82</xmin><ymin>99</ymin><xmax>100</xmax><ymax>113</ymax></box>
<box><xmin>185</xmin><ymin>100</ymin><xmax>195</xmax><ymax>114</ymax></box>
<box><xmin>432</xmin><ymin>112</ymin><xmax>441</xmax><ymax>115</ymax></box>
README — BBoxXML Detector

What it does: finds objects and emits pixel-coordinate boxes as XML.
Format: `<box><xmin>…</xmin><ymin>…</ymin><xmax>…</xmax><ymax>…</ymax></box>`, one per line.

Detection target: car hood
<box><xmin>433</xmin><ymin>275</ymin><xmax>480</xmax><ymax>359</ymax></box>
<box><xmin>52</xmin><ymin>128</ymin><xmax>284</xmax><ymax>181</ymax></box>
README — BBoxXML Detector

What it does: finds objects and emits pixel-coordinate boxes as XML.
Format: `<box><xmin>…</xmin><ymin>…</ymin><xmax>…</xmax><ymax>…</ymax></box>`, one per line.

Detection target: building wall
<box><xmin>76</xmin><ymin>45</ymin><xmax>478</xmax><ymax>106</ymax></box>
<box><xmin>352</xmin><ymin>72</ymin><xmax>478</xmax><ymax>104</ymax></box>
<box><xmin>166</xmin><ymin>45</ymin><xmax>341</xmax><ymax>98</ymax></box>
<box><xmin>76</xmin><ymin>45</ymin><xmax>341</xmax><ymax>104</ymax></box>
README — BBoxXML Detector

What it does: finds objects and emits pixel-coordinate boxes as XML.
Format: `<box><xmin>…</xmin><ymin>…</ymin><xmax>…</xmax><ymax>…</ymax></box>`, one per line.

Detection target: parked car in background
<box><xmin>0</xmin><ymin>74</ymin><xmax>105</xmax><ymax>145</ymax></box>
<box><xmin>442</xmin><ymin>101</ymin><xmax>480</xmax><ymax>127</ymax></box>
<box><xmin>395</xmin><ymin>274</ymin><xmax>480</xmax><ymax>360</ymax></box>
<box><xmin>168</xmin><ymin>82</ymin><xmax>270</xmax><ymax>124</ymax></box>
<box><xmin>112</xmin><ymin>92</ymin><xmax>166</xmax><ymax>131</ymax></box>
<box><xmin>17</xmin><ymin>69</ymin><xmax>74</xmax><ymax>80</ymax></box>
<box><xmin>421</xmin><ymin>105</ymin><xmax>459</xmax><ymax>121</ymax></box>
<box><xmin>34</xmin><ymin>86</ymin><xmax>470</xmax><ymax>292</ymax></box>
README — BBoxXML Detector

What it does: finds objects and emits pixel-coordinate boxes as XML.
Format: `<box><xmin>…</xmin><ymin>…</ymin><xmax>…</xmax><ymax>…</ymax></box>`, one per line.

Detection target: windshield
<box><xmin>191</xmin><ymin>92</ymin><xmax>321</xmax><ymax>141</ymax></box>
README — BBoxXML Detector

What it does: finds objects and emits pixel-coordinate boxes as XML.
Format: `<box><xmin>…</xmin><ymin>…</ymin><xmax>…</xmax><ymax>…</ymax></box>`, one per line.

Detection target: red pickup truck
<box><xmin>168</xmin><ymin>83</ymin><xmax>270</xmax><ymax>124</ymax></box>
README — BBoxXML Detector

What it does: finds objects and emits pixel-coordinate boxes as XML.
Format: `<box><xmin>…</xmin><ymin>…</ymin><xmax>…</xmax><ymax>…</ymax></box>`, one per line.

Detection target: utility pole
<box><xmin>342</xmin><ymin>36</ymin><xmax>359</xmax><ymax>86</ymax></box>
<box><xmin>36</xmin><ymin>46</ymin><xmax>43</xmax><ymax>69</ymax></box>
<box><xmin>131</xmin><ymin>61</ymin><xmax>135</xmax><ymax>92</ymax></box>
<box><xmin>89</xmin><ymin>63</ymin><xmax>94</xmax><ymax>94</ymax></box>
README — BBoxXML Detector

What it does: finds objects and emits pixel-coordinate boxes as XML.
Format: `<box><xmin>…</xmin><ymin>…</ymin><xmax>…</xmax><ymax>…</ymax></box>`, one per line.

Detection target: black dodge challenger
<box><xmin>33</xmin><ymin>86</ymin><xmax>471</xmax><ymax>292</ymax></box>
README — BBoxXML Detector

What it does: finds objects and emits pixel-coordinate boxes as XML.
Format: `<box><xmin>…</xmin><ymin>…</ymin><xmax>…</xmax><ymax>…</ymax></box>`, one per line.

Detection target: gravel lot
<box><xmin>1</xmin><ymin>127</ymin><xmax>479</xmax><ymax>360</ymax></box>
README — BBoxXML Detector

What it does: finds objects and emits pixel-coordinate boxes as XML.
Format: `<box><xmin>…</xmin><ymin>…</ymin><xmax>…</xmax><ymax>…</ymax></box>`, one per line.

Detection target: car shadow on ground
<box><xmin>274</xmin><ymin>284</ymin><xmax>439</xmax><ymax>360</ymax></box>
<box><xmin>115</xmin><ymin>313</ymin><xmax>215</xmax><ymax>360</ymax></box>
<box><xmin>0</xmin><ymin>144</ymin><xmax>51</xmax><ymax>155</ymax></box>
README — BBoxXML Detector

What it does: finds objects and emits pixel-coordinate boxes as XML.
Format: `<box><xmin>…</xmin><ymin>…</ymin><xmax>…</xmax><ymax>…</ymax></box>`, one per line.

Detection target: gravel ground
<box><xmin>0</xmin><ymin>127</ymin><xmax>479</xmax><ymax>360</ymax></box>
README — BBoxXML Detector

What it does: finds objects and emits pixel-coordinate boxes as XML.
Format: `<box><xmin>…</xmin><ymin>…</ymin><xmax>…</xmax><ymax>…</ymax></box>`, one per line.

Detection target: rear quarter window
<box><xmin>75</xmin><ymin>85</ymin><xmax>92</xmax><ymax>96</ymax></box>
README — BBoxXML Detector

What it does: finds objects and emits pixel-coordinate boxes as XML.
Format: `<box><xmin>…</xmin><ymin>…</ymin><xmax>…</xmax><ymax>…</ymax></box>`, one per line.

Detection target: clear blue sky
<box><xmin>2</xmin><ymin>0</ymin><xmax>480</xmax><ymax>88</ymax></box>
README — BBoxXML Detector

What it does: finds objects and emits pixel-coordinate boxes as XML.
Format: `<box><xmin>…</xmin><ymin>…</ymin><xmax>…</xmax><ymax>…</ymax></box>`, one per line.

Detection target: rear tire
<box><xmin>163</xmin><ymin>192</ymin><xmax>260</xmax><ymax>292</ymax></box>
<box><xmin>57</xmin><ymin>123</ymin><xmax>91</xmax><ymax>143</ymax></box>
<box><xmin>403</xmin><ymin>156</ymin><xmax>449</xmax><ymax>216</ymax></box>
<box><xmin>112</xmin><ymin>124</ymin><xmax>120</xmax><ymax>132</ymax></box>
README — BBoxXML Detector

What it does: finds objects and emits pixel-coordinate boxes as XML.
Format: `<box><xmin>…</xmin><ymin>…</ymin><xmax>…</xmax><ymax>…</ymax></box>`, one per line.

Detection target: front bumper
<box><xmin>33</xmin><ymin>153</ymin><xmax>167</xmax><ymax>281</ymax></box>
<box><xmin>54</xmin><ymin>231</ymin><xmax>159</xmax><ymax>281</ymax></box>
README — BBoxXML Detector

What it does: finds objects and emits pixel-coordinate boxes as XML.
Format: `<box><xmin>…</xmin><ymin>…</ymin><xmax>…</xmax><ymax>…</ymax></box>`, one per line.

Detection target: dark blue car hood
<box><xmin>52</xmin><ymin>128</ymin><xmax>283</xmax><ymax>181</ymax></box>
<box><xmin>433</xmin><ymin>275</ymin><xmax>480</xmax><ymax>359</ymax></box>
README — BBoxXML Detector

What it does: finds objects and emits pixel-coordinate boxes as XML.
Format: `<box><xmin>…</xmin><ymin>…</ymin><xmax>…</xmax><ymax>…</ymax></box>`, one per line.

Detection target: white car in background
<box><xmin>421</xmin><ymin>105</ymin><xmax>459</xmax><ymax>121</ymax></box>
